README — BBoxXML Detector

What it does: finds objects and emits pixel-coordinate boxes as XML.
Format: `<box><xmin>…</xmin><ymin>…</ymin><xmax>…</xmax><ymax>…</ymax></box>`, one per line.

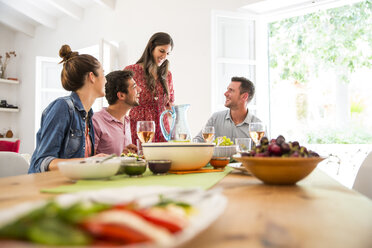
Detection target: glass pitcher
<box><xmin>160</xmin><ymin>104</ymin><xmax>192</xmax><ymax>141</ymax></box>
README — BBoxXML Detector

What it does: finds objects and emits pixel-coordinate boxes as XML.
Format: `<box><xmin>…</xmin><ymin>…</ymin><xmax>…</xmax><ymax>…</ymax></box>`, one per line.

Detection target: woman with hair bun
<box><xmin>125</xmin><ymin>32</ymin><xmax>175</xmax><ymax>143</ymax></box>
<box><xmin>29</xmin><ymin>44</ymin><xmax>107</xmax><ymax>173</ymax></box>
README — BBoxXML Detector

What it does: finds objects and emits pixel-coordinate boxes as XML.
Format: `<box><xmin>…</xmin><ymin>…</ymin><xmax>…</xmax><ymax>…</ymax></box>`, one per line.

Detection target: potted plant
<box><xmin>0</xmin><ymin>51</ymin><xmax>16</xmax><ymax>79</ymax></box>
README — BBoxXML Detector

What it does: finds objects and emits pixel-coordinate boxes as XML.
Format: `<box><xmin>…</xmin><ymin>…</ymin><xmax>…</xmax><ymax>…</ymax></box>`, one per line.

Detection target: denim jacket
<box><xmin>29</xmin><ymin>92</ymin><xmax>95</xmax><ymax>173</ymax></box>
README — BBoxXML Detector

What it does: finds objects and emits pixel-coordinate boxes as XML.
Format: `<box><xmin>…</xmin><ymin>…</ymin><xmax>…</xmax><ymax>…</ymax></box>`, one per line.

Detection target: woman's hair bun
<box><xmin>59</xmin><ymin>44</ymin><xmax>79</xmax><ymax>63</ymax></box>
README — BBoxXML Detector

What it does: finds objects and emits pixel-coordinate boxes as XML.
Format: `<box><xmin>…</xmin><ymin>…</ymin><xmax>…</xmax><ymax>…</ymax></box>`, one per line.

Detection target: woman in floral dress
<box><xmin>125</xmin><ymin>32</ymin><xmax>175</xmax><ymax>143</ymax></box>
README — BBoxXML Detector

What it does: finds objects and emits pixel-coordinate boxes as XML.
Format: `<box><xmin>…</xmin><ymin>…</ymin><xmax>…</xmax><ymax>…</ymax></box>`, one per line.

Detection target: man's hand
<box><xmin>122</xmin><ymin>144</ymin><xmax>138</xmax><ymax>155</ymax></box>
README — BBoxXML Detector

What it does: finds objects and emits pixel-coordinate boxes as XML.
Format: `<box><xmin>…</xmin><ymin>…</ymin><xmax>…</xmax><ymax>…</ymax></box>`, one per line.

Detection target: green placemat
<box><xmin>42</xmin><ymin>167</ymin><xmax>233</xmax><ymax>194</ymax></box>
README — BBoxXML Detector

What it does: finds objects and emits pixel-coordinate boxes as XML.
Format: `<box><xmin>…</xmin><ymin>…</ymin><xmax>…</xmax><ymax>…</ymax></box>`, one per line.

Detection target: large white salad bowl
<box><xmin>58</xmin><ymin>157</ymin><xmax>121</xmax><ymax>180</ymax></box>
<box><xmin>142</xmin><ymin>142</ymin><xmax>215</xmax><ymax>171</ymax></box>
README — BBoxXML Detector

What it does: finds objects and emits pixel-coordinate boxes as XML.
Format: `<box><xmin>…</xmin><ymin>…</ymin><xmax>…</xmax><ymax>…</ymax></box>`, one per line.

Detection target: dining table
<box><xmin>0</xmin><ymin>167</ymin><xmax>371</xmax><ymax>248</ymax></box>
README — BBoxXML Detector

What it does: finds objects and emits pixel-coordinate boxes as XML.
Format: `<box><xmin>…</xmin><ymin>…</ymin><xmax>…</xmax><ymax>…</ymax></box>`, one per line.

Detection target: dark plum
<box><xmin>244</xmin><ymin>135</ymin><xmax>320</xmax><ymax>158</ymax></box>
<box><xmin>276</xmin><ymin>135</ymin><xmax>285</xmax><ymax>145</ymax></box>
<box><xmin>309</xmin><ymin>151</ymin><xmax>319</xmax><ymax>157</ymax></box>
<box><xmin>281</xmin><ymin>142</ymin><xmax>290</xmax><ymax>153</ymax></box>
<box><xmin>291</xmin><ymin>141</ymin><xmax>300</xmax><ymax>148</ymax></box>
<box><xmin>268</xmin><ymin>143</ymin><xmax>282</xmax><ymax>156</ymax></box>
<box><xmin>291</xmin><ymin>151</ymin><xmax>300</xmax><ymax>157</ymax></box>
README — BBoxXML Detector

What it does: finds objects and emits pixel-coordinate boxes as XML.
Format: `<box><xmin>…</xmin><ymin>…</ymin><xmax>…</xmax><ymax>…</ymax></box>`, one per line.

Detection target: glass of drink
<box><xmin>235</xmin><ymin>138</ymin><xmax>252</xmax><ymax>153</ymax></box>
<box><xmin>202</xmin><ymin>126</ymin><xmax>215</xmax><ymax>143</ymax></box>
<box><xmin>178</xmin><ymin>131</ymin><xmax>188</xmax><ymax>140</ymax></box>
<box><xmin>249</xmin><ymin>122</ymin><xmax>266</xmax><ymax>146</ymax></box>
<box><xmin>137</xmin><ymin>121</ymin><xmax>155</xmax><ymax>155</ymax></box>
<box><xmin>137</xmin><ymin>121</ymin><xmax>155</xmax><ymax>143</ymax></box>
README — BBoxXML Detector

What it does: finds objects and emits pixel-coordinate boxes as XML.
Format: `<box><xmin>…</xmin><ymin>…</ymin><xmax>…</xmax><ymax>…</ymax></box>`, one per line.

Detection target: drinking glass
<box><xmin>136</xmin><ymin>121</ymin><xmax>155</xmax><ymax>143</ymax></box>
<box><xmin>177</xmin><ymin>129</ymin><xmax>189</xmax><ymax>141</ymax></box>
<box><xmin>235</xmin><ymin>138</ymin><xmax>252</xmax><ymax>153</ymax></box>
<box><xmin>202</xmin><ymin>126</ymin><xmax>215</xmax><ymax>143</ymax></box>
<box><xmin>136</xmin><ymin>121</ymin><xmax>155</xmax><ymax>155</ymax></box>
<box><xmin>249</xmin><ymin>122</ymin><xmax>266</xmax><ymax>146</ymax></box>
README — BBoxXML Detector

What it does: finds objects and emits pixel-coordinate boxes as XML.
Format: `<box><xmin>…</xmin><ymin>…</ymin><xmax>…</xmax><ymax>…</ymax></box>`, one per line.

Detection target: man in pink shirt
<box><xmin>93</xmin><ymin>70</ymin><xmax>141</xmax><ymax>155</ymax></box>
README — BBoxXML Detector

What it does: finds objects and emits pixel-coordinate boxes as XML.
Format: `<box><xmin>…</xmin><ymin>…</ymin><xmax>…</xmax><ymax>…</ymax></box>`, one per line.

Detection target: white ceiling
<box><xmin>242</xmin><ymin>0</ymin><xmax>363</xmax><ymax>16</ymax></box>
<box><xmin>0</xmin><ymin>0</ymin><xmax>116</xmax><ymax>37</ymax></box>
<box><xmin>0</xmin><ymin>0</ymin><xmax>363</xmax><ymax>37</ymax></box>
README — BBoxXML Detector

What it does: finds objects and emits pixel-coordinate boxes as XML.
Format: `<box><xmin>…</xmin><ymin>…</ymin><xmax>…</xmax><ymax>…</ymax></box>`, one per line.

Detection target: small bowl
<box><xmin>209</xmin><ymin>157</ymin><xmax>230</xmax><ymax>169</ymax></box>
<box><xmin>148</xmin><ymin>160</ymin><xmax>172</xmax><ymax>175</ymax></box>
<box><xmin>233</xmin><ymin>155</ymin><xmax>325</xmax><ymax>185</ymax></box>
<box><xmin>122</xmin><ymin>159</ymin><xmax>147</xmax><ymax>177</ymax></box>
<box><xmin>117</xmin><ymin>157</ymin><xmax>137</xmax><ymax>175</ymax></box>
<box><xmin>213</xmin><ymin>145</ymin><xmax>237</xmax><ymax>157</ymax></box>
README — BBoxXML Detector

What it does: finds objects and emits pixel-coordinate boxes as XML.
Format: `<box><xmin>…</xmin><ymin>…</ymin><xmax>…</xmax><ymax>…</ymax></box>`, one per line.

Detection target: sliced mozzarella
<box><xmin>94</xmin><ymin>210</ymin><xmax>173</xmax><ymax>246</ymax></box>
<box><xmin>145</xmin><ymin>206</ymin><xmax>189</xmax><ymax>228</ymax></box>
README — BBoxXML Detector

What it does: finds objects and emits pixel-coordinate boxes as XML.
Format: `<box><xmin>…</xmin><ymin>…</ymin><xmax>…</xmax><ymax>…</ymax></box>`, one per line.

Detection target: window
<box><xmin>211</xmin><ymin>11</ymin><xmax>270</xmax><ymax>129</ymax></box>
<box><xmin>35</xmin><ymin>56</ymin><xmax>66</xmax><ymax>135</ymax></box>
<box><xmin>213</xmin><ymin>1</ymin><xmax>372</xmax><ymax>188</ymax></box>
<box><xmin>267</xmin><ymin>1</ymin><xmax>372</xmax><ymax>144</ymax></box>
<box><xmin>212</xmin><ymin>11</ymin><xmax>257</xmax><ymax>113</ymax></box>
<box><xmin>34</xmin><ymin>40</ymin><xmax>117</xmax><ymax>139</ymax></box>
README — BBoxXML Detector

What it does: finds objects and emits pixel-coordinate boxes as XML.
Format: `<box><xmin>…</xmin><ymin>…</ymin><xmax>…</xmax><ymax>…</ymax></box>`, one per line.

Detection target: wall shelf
<box><xmin>0</xmin><ymin>108</ymin><xmax>19</xmax><ymax>112</ymax></box>
<box><xmin>0</xmin><ymin>78</ymin><xmax>19</xmax><ymax>84</ymax></box>
<box><xmin>0</xmin><ymin>138</ymin><xmax>19</xmax><ymax>141</ymax></box>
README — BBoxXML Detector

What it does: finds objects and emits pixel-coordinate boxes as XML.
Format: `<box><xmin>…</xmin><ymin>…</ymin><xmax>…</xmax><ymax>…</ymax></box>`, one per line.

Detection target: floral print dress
<box><xmin>124</xmin><ymin>64</ymin><xmax>175</xmax><ymax>143</ymax></box>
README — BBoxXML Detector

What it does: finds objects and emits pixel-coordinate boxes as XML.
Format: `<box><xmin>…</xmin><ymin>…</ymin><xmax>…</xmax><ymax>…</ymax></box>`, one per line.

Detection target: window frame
<box><xmin>211</xmin><ymin>10</ymin><xmax>270</xmax><ymax>133</ymax></box>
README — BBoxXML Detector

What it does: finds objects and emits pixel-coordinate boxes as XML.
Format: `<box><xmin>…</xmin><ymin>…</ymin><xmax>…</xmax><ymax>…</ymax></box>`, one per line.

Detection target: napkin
<box><xmin>42</xmin><ymin>167</ymin><xmax>233</xmax><ymax>194</ymax></box>
<box><xmin>168</xmin><ymin>168</ymin><xmax>224</xmax><ymax>174</ymax></box>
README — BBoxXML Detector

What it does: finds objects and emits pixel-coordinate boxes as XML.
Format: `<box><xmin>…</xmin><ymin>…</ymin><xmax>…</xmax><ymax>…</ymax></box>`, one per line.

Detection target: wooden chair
<box><xmin>352</xmin><ymin>151</ymin><xmax>372</xmax><ymax>199</ymax></box>
<box><xmin>0</xmin><ymin>140</ymin><xmax>21</xmax><ymax>153</ymax></box>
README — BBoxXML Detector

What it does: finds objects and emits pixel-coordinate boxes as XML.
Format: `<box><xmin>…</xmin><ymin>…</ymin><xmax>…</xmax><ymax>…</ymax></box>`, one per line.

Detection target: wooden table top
<box><xmin>0</xmin><ymin>169</ymin><xmax>371</xmax><ymax>248</ymax></box>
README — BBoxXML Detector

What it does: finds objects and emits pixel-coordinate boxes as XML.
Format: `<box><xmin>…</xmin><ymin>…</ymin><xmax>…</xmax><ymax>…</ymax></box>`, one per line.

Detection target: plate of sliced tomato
<box><xmin>0</xmin><ymin>186</ymin><xmax>227</xmax><ymax>247</ymax></box>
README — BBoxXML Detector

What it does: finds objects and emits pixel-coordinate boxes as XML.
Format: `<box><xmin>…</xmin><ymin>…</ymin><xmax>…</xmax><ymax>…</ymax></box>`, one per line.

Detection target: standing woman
<box><xmin>125</xmin><ymin>32</ymin><xmax>175</xmax><ymax>143</ymax></box>
<box><xmin>29</xmin><ymin>44</ymin><xmax>107</xmax><ymax>173</ymax></box>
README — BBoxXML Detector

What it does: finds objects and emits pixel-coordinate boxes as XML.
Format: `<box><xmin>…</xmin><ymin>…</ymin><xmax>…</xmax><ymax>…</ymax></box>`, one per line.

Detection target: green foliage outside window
<box><xmin>350</xmin><ymin>100</ymin><xmax>364</xmax><ymax>114</ymax></box>
<box><xmin>269</xmin><ymin>0</ymin><xmax>372</xmax><ymax>84</ymax></box>
<box><xmin>269</xmin><ymin>0</ymin><xmax>372</xmax><ymax>144</ymax></box>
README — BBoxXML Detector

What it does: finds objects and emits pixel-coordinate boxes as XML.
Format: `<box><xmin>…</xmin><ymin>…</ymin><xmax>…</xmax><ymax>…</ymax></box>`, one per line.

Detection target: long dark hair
<box><xmin>136</xmin><ymin>32</ymin><xmax>174</xmax><ymax>96</ymax></box>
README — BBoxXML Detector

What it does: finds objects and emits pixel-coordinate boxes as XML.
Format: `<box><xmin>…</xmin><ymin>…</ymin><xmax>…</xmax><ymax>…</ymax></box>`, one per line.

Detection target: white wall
<box><xmin>5</xmin><ymin>0</ymin><xmax>247</xmax><ymax>154</ymax></box>
<box><xmin>0</xmin><ymin>24</ymin><xmax>19</xmax><ymax>143</ymax></box>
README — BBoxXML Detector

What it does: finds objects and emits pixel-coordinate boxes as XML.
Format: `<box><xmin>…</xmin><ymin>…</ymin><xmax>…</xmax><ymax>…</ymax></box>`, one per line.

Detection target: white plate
<box><xmin>228</xmin><ymin>162</ymin><xmax>251</xmax><ymax>175</ymax></box>
<box><xmin>0</xmin><ymin>186</ymin><xmax>227</xmax><ymax>247</ymax></box>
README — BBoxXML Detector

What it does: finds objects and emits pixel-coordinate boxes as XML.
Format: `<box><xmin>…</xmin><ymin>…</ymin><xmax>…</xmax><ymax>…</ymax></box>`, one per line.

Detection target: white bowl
<box><xmin>213</xmin><ymin>145</ymin><xmax>237</xmax><ymax>158</ymax></box>
<box><xmin>142</xmin><ymin>142</ymin><xmax>215</xmax><ymax>171</ymax></box>
<box><xmin>58</xmin><ymin>157</ymin><xmax>121</xmax><ymax>180</ymax></box>
<box><xmin>118</xmin><ymin>156</ymin><xmax>137</xmax><ymax>165</ymax></box>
